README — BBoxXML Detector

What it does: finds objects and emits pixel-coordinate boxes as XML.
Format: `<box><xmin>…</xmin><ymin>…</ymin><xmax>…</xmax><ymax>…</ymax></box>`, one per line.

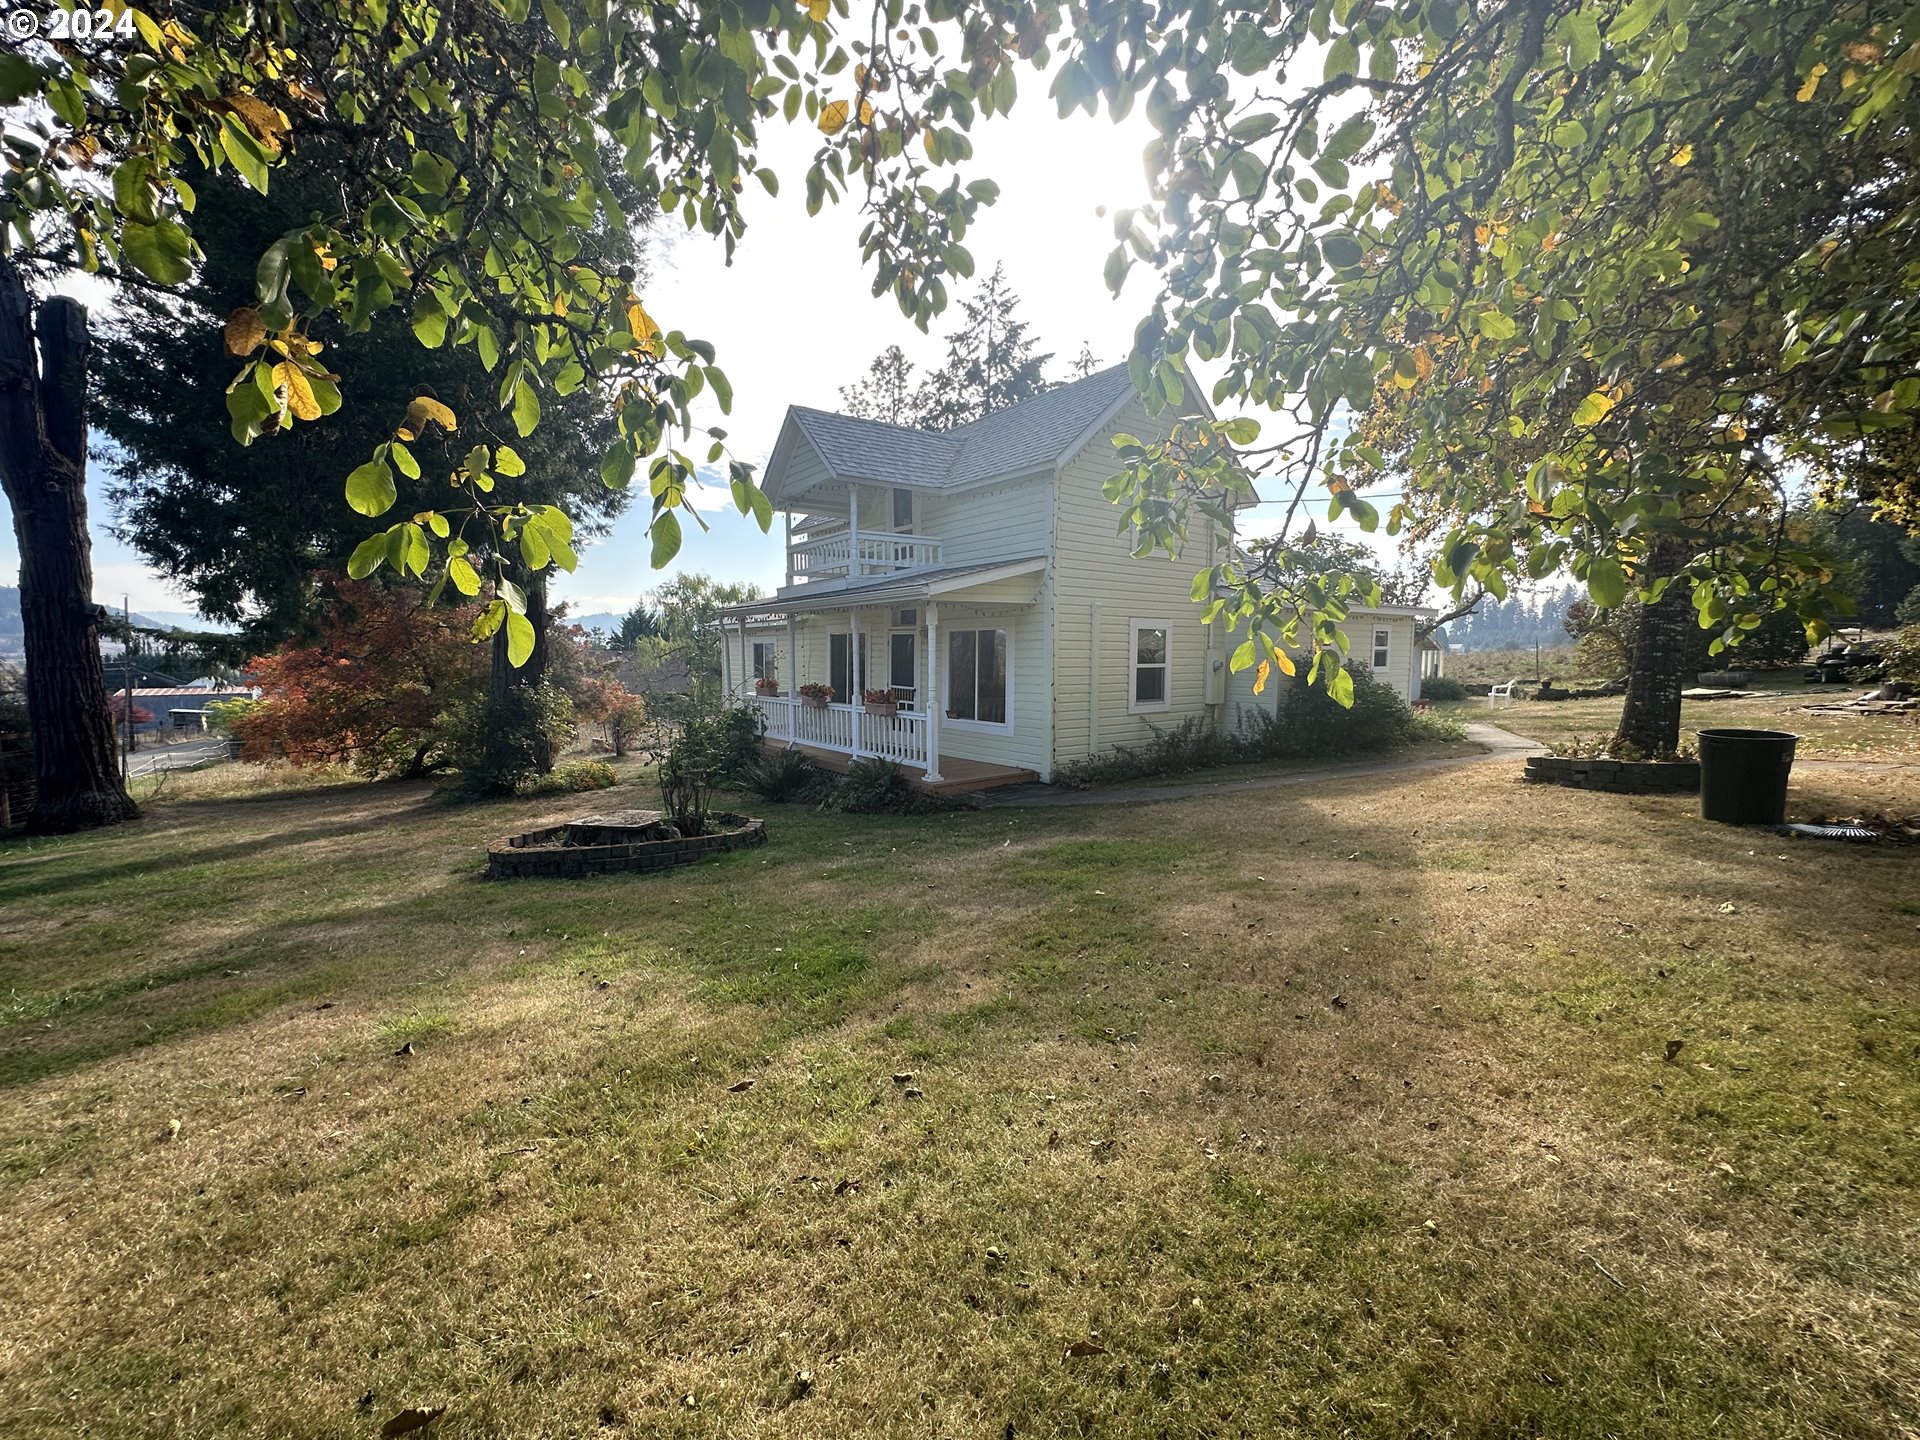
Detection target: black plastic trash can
<box><xmin>1697</xmin><ymin>728</ymin><xmax>1798</xmax><ymax>825</ymax></box>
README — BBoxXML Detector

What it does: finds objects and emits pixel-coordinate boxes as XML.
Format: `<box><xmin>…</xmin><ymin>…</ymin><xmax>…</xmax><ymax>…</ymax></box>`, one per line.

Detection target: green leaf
<box><xmin>218</xmin><ymin>116</ymin><xmax>273</xmax><ymax>193</ymax></box>
<box><xmin>512</xmin><ymin>378</ymin><xmax>541</xmax><ymax>437</ymax></box>
<box><xmin>1587</xmin><ymin>555</ymin><xmax>1629</xmax><ymax>608</ymax></box>
<box><xmin>1606</xmin><ymin>0</ymin><xmax>1662</xmax><ymax>44</ymax></box>
<box><xmin>650</xmin><ymin>509</ymin><xmax>683</xmax><ymax>568</ymax></box>
<box><xmin>447</xmin><ymin>555</ymin><xmax>481</xmax><ymax>596</ymax></box>
<box><xmin>346</xmin><ymin>532</ymin><xmax>389</xmax><ymax>579</ymax></box>
<box><xmin>121</xmin><ymin>221</ymin><xmax>192</xmax><ymax>285</ymax></box>
<box><xmin>411</xmin><ymin>301</ymin><xmax>448</xmax><ymax>348</ymax></box>
<box><xmin>505</xmin><ymin>609</ymin><xmax>536</xmax><ymax>668</ymax></box>
<box><xmin>1327</xmin><ymin>665</ymin><xmax>1355</xmax><ymax>708</ymax></box>
<box><xmin>345</xmin><ymin>459</ymin><xmax>397</xmax><ymax>517</ymax></box>
<box><xmin>493</xmin><ymin>444</ymin><xmax>527</xmax><ymax>477</ymax></box>
<box><xmin>389</xmin><ymin>440</ymin><xmax>421</xmax><ymax>480</ymax></box>
<box><xmin>600</xmin><ymin>442</ymin><xmax>636</xmax><ymax>489</ymax></box>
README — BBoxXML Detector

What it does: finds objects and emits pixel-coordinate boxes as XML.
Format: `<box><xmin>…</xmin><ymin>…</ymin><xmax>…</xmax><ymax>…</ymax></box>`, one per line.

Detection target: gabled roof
<box><xmin>770</xmin><ymin>364</ymin><xmax>1146</xmax><ymax>500</ymax></box>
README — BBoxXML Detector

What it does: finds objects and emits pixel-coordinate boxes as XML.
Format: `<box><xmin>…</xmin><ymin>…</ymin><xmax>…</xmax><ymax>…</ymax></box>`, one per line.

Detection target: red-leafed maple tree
<box><xmin>234</xmin><ymin>581</ymin><xmax>485</xmax><ymax>779</ymax></box>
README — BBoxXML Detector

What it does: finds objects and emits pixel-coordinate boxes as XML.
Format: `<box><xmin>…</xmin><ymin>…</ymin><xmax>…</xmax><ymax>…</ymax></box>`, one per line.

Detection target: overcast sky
<box><xmin>1</xmin><ymin>76</ymin><xmax>1391</xmax><ymax>623</ymax></box>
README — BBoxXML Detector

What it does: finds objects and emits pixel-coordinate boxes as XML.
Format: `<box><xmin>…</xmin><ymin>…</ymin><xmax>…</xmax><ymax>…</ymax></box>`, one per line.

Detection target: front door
<box><xmin>889</xmin><ymin>630</ymin><xmax>918</xmax><ymax>710</ymax></box>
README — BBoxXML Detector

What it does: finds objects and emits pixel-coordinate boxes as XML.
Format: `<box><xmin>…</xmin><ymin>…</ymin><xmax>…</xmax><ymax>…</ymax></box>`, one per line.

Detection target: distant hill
<box><xmin>568</xmin><ymin>612</ymin><xmax>627</xmax><ymax>638</ymax></box>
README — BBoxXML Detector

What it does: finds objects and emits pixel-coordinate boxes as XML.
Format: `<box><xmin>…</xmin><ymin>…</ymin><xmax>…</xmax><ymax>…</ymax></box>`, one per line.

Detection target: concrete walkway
<box><xmin>978</xmin><ymin>722</ymin><xmax>1545</xmax><ymax>808</ymax></box>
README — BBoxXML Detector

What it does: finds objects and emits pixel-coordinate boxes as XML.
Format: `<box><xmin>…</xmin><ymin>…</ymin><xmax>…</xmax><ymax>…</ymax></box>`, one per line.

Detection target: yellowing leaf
<box><xmin>818</xmin><ymin>100</ymin><xmax>850</xmax><ymax>135</ymax></box>
<box><xmin>1269</xmin><ymin>643</ymin><xmax>1297</xmax><ymax>677</ymax></box>
<box><xmin>806</xmin><ymin>0</ymin><xmax>829</xmax><ymax>19</ymax></box>
<box><xmin>1571</xmin><ymin>388</ymin><xmax>1617</xmax><ymax>428</ymax></box>
<box><xmin>222</xmin><ymin>92</ymin><xmax>289</xmax><ymax>154</ymax></box>
<box><xmin>402</xmin><ymin>396</ymin><xmax>458</xmax><ymax>437</ymax></box>
<box><xmin>224</xmin><ymin>307</ymin><xmax>266</xmax><ymax>356</ymax></box>
<box><xmin>626</xmin><ymin>299</ymin><xmax>661</xmax><ymax>355</ymax></box>
<box><xmin>1669</xmin><ymin>142</ymin><xmax>1693</xmax><ymax>167</ymax></box>
<box><xmin>859</xmin><ymin>100</ymin><xmax>875</xmax><ymax>125</ymax></box>
<box><xmin>273</xmin><ymin>362</ymin><xmax>320</xmax><ymax>421</ymax></box>
<box><xmin>1796</xmin><ymin>63</ymin><xmax>1827</xmax><ymax>102</ymax></box>
<box><xmin>1253</xmin><ymin>659</ymin><xmax>1271</xmax><ymax>695</ymax></box>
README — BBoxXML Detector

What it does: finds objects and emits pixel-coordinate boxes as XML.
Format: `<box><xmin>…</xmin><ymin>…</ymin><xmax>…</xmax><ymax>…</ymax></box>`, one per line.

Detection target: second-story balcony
<box><xmin>789</xmin><ymin>527</ymin><xmax>944</xmax><ymax>586</ymax></box>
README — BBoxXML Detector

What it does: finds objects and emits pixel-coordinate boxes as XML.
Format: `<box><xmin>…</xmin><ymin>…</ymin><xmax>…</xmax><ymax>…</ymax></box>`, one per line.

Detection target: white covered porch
<box><xmin>718</xmin><ymin>558</ymin><xmax>1046</xmax><ymax>790</ymax></box>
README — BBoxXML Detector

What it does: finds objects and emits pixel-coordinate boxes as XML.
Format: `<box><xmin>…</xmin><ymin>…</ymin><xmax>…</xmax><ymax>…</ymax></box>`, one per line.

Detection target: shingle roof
<box><xmin>784</xmin><ymin>364</ymin><xmax>1137</xmax><ymax>490</ymax></box>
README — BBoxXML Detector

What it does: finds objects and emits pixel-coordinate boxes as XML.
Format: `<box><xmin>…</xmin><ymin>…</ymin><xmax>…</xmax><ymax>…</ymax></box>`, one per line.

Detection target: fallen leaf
<box><xmin>1664</xmin><ymin>1039</ymin><xmax>1685</xmax><ymax>1064</ymax></box>
<box><xmin>162</xmin><ymin>1118</ymin><xmax>182</xmax><ymax>1143</ymax></box>
<box><xmin>1064</xmin><ymin>1338</ymin><xmax>1108</xmax><ymax>1358</ymax></box>
<box><xmin>394</xmin><ymin>1041</ymin><xmax>414</xmax><ymax>1057</ymax></box>
<box><xmin>903</xmin><ymin>1086</ymin><xmax>924</xmax><ymax>1100</ymax></box>
<box><xmin>380</xmin><ymin>1407</ymin><xmax>446</xmax><ymax>1438</ymax></box>
<box><xmin>727</xmin><ymin>1078</ymin><xmax>755</xmax><ymax>1093</ymax></box>
<box><xmin>891</xmin><ymin>1072</ymin><xmax>914</xmax><ymax>1085</ymax></box>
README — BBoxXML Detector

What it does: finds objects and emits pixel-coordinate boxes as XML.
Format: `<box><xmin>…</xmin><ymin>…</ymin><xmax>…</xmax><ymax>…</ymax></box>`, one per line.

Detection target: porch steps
<box><xmin>761</xmin><ymin>741</ymin><xmax>1039</xmax><ymax>795</ymax></box>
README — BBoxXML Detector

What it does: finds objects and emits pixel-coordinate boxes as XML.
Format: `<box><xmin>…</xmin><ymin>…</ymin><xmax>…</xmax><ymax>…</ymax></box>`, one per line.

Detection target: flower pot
<box><xmin>864</xmin><ymin>702</ymin><xmax>897</xmax><ymax>717</ymax></box>
<box><xmin>802</xmin><ymin>695</ymin><xmax>829</xmax><ymax>709</ymax></box>
<box><xmin>945</xmin><ymin>709</ymin><xmax>960</xmax><ymax>720</ymax></box>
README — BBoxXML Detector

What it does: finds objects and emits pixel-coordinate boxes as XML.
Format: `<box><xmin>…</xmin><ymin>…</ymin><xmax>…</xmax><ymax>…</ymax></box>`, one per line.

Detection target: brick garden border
<box><xmin>1523</xmin><ymin>755</ymin><xmax>1700</xmax><ymax>795</ymax></box>
<box><xmin>486</xmin><ymin>812</ymin><xmax>767</xmax><ymax>879</ymax></box>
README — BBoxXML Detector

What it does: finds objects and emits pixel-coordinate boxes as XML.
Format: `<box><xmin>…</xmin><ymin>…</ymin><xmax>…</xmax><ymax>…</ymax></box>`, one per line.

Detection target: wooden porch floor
<box><xmin>761</xmin><ymin>740</ymin><xmax>1039</xmax><ymax>795</ymax></box>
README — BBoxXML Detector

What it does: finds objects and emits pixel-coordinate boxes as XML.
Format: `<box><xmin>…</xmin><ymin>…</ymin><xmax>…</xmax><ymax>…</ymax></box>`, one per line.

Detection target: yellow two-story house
<box><xmin>717</xmin><ymin>365</ymin><xmax>1430</xmax><ymax>789</ymax></box>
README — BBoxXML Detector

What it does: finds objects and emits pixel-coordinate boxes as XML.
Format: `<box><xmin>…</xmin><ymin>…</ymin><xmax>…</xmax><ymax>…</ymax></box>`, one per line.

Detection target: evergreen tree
<box><xmin>913</xmin><ymin>264</ymin><xmax>1054</xmax><ymax>430</ymax></box>
<box><xmin>838</xmin><ymin>346</ymin><xmax>921</xmax><ymax>425</ymax></box>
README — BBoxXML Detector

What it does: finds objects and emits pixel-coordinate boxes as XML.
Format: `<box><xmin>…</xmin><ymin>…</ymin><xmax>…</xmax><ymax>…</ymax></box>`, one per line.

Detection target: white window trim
<box><xmin>751</xmin><ymin>639</ymin><xmax>778</xmax><ymax>680</ymax></box>
<box><xmin>1371</xmin><ymin>626</ymin><xmax>1392</xmax><ymax>671</ymax></box>
<box><xmin>943</xmin><ymin>625</ymin><xmax>1014</xmax><ymax>732</ymax></box>
<box><xmin>1129</xmin><ymin>618</ymin><xmax>1173</xmax><ymax>714</ymax></box>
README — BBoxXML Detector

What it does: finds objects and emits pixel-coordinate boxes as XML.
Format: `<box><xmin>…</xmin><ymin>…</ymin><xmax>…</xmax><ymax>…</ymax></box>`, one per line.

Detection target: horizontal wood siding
<box><xmin>918</xmin><ymin>474</ymin><xmax>1052</xmax><ymax>568</ymax></box>
<box><xmin>1049</xmin><ymin>394</ymin><xmax>1225</xmax><ymax>764</ymax></box>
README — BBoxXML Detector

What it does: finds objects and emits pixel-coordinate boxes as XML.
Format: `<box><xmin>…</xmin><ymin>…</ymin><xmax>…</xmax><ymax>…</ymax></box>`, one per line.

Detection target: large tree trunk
<box><xmin>1612</xmin><ymin>544</ymin><xmax>1692</xmax><ymax>758</ymax></box>
<box><xmin>0</xmin><ymin>260</ymin><xmax>137</xmax><ymax>832</ymax></box>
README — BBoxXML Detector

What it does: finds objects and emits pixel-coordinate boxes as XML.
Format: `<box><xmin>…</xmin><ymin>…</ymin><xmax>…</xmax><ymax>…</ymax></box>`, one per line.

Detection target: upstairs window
<box><xmin>947</xmin><ymin>628</ymin><xmax>1009</xmax><ymax>725</ymax></box>
<box><xmin>892</xmin><ymin>487</ymin><xmax>915</xmax><ymax>532</ymax></box>
<box><xmin>1130</xmin><ymin>620</ymin><xmax>1170</xmax><ymax>712</ymax></box>
<box><xmin>1372</xmin><ymin>627</ymin><xmax>1391</xmax><ymax>670</ymax></box>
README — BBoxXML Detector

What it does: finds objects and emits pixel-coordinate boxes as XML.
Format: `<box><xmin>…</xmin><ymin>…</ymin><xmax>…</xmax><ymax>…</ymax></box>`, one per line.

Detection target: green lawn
<box><xmin>3</xmin><ymin>752</ymin><xmax>1918</xmax><ymax>1438</ymax></box>
<box><xmin>1448</xmin><ymin>673</ymin><xmax>1920</xmax><ymax>764</ymax></box>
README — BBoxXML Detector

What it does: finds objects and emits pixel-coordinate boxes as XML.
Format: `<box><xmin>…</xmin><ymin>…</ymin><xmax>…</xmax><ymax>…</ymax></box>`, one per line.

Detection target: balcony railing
<box><xmin>749</xmin><ymin>694</ymin><xmax>931</xmax><ymax>770</ymax></box>
<box><xmin>790</xmin><ymin>530</ymin><xmax>943</xmax><ymax>584</ymax></box>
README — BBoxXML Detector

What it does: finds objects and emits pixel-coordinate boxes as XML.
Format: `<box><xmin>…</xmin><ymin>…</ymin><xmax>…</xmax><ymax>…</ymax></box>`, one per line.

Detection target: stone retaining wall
<box><xmin>1523</xmin><ymin>755</ymin><xmax>1700</xmax><ymax>795</ymax></box>
<box><xmin>487</xmin><ymin>813</ymin><xmax>767</xmax><ymax>879</ymax></box>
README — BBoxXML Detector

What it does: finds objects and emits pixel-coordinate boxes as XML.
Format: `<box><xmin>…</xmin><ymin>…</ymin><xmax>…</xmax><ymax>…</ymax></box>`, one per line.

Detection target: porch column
<box><xmin>784</xmin><ymin>512</ymin><xmax>793</xmax><ymax>588</ymax></box>
<box><xmin>784</xmin><ymin>614</ymin><xmax>799</xmax><ymax>749</ymax></box>
<box><xmin>849</xmin><ymin>487</ymin><xmax>860</xmax><ymax>578</ymax></box>
<box><xmin>738</xmin><ymin>614</ymin><xmax>750</xmax><ymax>701</ymax></box>
<box><xmin>923</xmin><ymin>602</ymin><xmax>942</xmax><ymax>782</ymax></box>
<box><xmin>849</xmin><ymin>610</ymin><xmax>863</xmax><ymax>760</ymax></box>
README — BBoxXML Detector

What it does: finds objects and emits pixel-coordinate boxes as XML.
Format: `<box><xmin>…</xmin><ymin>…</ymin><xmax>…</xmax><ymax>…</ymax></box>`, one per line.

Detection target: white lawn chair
<box><xmin>1488</xmin><ymin>677</ymin><xmax>1522</xmax><ymax>707</ymax></box>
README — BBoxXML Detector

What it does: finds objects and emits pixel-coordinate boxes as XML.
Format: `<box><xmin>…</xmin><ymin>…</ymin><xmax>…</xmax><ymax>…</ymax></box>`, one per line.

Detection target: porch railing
<box><xmin>789</xmin><ymin>531</ymin><xmax>943</xmax><ymax>583</ymax></box>
<box><xmin>750</xmin><ymin>694</ymin><xmax>931</xmax><ymax>770</ymax></box>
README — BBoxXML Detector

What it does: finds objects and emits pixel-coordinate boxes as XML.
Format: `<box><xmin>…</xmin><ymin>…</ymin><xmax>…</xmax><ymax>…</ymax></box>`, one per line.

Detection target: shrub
<box><xmin>657</xmin><ymin>731</ymin><xmax>715</xmax><ymax>834</ymax></box>
<box><xmin>817</xmin><ymin>758</ymin><xmax>957</xmax><ymax>814</ymax></box>
<box><xmin>1420</xmin><ymin>675</ymin><xmax>1468</xmax><ymax>702</ymax></box>
<box><xmin>1053</xmin><ymin>716</ymin><xmax>1241</xmax><ymax>789</ymax></box>
<box><xmin>202</xmin><ymin>696</ymin><xmax>260</xmax><ymax>736</ymax></box>
<box><xmin>1883</xmin><ymin>625</ymin><xmax>1920</xmax><ymax>684</ymax></box>
<box><xmin>443</xmin><ymin>683</ymin><xmax>577</xmax><ymax>796</ymax></box>
<box><xmin>1404</xmin><ymin>709</ymin><xmax>1467</xmax><ymax>743</ymax></box>
<box><xmin>738</xmin><ymin>748</ymin><xmax>822</xmax><ymax>803</ymax></box>
<box><xmin>1898</xmin><ymin>586</ymin><xmax>1920</xmax><ymax>628</ymax></box>
<box><xmin>527</xmin><ymin>760</ymin><xmax>620</xmax><ymax>795</ymax></box>
<box><xmin>673</xmin><ymin>701</ymin><xmax>764</xmax><ymax>784</ymax></box>
<box><xmin>1244</xmin><ymin>663</ymin><xmax>1410</xmax><ymax>760</ymax></box>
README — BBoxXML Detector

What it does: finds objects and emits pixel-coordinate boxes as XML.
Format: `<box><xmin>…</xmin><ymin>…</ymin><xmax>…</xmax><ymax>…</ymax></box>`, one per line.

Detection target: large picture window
<box><xmin>1130</xmin><ymin>620</ymin><xmax>1170</xmax><ymax>712</ymax></box>
<box><xmin>947</xmin><ymin>628</ymin><xmax>1009</xmax><ymax>725</ymax></box>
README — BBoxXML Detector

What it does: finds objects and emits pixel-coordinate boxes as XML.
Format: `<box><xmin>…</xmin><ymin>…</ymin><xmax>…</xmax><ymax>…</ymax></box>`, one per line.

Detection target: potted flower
<box><xmin>798</xmin><ymin>682</ymin><xmax>834</xmax><ymax>709</ymax></box>
<box><xmin>863</xmin><ymin>687</ymin><xmax>898</xmax><ymax>716</ymax></box>
<box><xmin>754</xmin><ymin>676</ymin><xmax>780</xmax><ymax>696</ymax></box>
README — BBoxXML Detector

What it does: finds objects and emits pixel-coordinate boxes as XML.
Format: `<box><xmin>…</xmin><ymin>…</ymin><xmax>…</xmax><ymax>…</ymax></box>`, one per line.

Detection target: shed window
<box><xmin>1130</xmin><ymin>620</ymin><xmax>1171</xmax><ymax>712</ymax></box>
<box><xmin>947</xmin><ymin>628</ymin><xmax>1008</xmax><ymax>725</ymax></box>
<box><xmin>1372</xmin><ymin>627</ymin><xmax>1391</xmax><ymax>670</ymax></box>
